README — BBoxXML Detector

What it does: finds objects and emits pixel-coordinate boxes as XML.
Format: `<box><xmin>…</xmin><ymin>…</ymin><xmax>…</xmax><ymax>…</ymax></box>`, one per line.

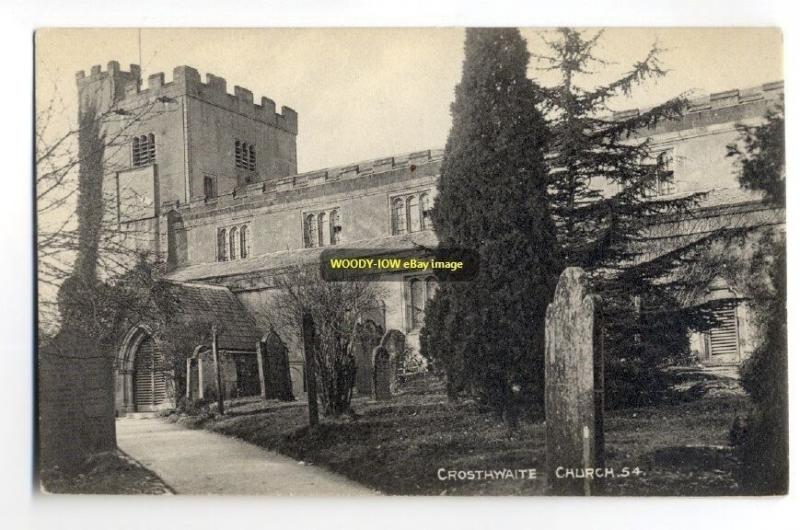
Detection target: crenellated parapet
<box><xmin>612</xmin><ymin>80</ymin><xmax>783</xmax><ymax>122</ymax></box>
<box><xmin>181</xmin><ymin>148</ymin><xmax>444</xmax><ymax>213</ymax></box>
<box><xmin>76</xmin><ymin>62</ymin><xmax>297</xmax><ymax>134</ymax></box>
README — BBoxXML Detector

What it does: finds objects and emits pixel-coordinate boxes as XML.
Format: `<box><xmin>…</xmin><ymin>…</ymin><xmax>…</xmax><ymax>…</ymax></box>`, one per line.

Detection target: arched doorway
<box><xmin>133</xmin><ymin>335</ymin><xmax>168</xmax><ymax>411</ymax></box>
<box><xmin>116</xmin><ymin>325</ymin><xmax>173</xmax><ymax>415</ymax></box>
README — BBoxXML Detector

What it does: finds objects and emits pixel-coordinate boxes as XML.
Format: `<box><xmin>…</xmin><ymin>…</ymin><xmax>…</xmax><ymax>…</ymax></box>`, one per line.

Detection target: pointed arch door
<box><xmin>134</xmin><ymin>336</ymin><xmax>167</xmax><ymax>411</ymax></box>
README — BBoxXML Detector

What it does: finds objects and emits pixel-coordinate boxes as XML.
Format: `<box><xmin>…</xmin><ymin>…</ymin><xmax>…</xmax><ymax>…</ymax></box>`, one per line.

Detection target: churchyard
<box><xmin>165</xmin><ymin>371</ymin><xmax>746</xmax><ymax>496</ymax></box>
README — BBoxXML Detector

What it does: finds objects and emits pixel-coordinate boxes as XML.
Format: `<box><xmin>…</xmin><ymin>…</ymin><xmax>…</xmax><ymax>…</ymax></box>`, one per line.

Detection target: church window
<box><xmin>330</xmin><ymin>209</ymin><xmax>341</xmax><ymax>245</ymax></box>
<box><xmin>392</xmin><ymin>190</ymin><xmax>433</xmax><ymax>235</ymax></box>
<box><xmin>318</xmin><ymin>212</ymin><xmax>329</xmax><ymax>247</ymax></box>
<box><xmin>420</xmin><ymin>192</ymin><xmax>433</xmax><ymax>229</ymax></box>
<box><xmin>305</xmin><ymin>214</ymin><xmax>318</xmax><ymax>248</ymax></box>
<box><xmin>407</xmin><ymin>195</ymin><xmax>421</xmax><ymax>233</ymax></box>
<box><xmin>229</xmin><ymin>227</ymin><xmax>239</xmax><ymax>260</ymax></box>
<box><xmin>644</xmin><ymin>148</ymin><xmax>675</xmax><ymax>197</ymax></box>
<box><xmin>304</xmin><ymin>208</ymin><xmax>341</xmax><ymax>248</ymax></box>
<box><xmin>392</xmin><ymin>198</ymin><xmax>407</xmax><ymax>235</ymax></box>
<box><xmin>203</xmin><ymin>176</ymin><xmax>216</xmax><ymax>199</ymax></box>
<box><xmin>407</xmin><ymin>275</ymin><xmax>435</xmax><ymax>331</ymax></box>
<box><xmin>132</xmin><ymin>133</ymin><xmax>156</xmax><ymax>167</ymax></box>
<box><xmin>248</xmin><ymin>145</ymin><xmax>257</xmax><ymax>171</ymax></box>
<box><xmin>218</xmin><ymin>223</ymin><xmax>250</xmax><ymax>261</ymax></box>
<box><xmin>235</xmin><ymin>139</ymin><xmax>257</xmax><ymax>172</ymax></box>
<box><xmin>240</xmin><ymin>225</ymin><xmax>250</xmax><ymax>258</ymax></box>
<box><xmin>217</xmin><ymin>228</ymin><xmax>228</xmax><ymax>262</ymax></box>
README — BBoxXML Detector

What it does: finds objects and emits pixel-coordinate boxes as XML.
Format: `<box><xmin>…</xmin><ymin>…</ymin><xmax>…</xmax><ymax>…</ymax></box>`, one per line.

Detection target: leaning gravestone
<box><xmin>380</xmin><ymin>329</ymin><xmax>405</xmax><ymax>393</ymax></box>
<box><xmin>544</xmin><ymin>267</ymin><xmax>605</xmax><ymax>496</ymax></box>
<box><xmin>372</xmin><ymin>346</ymin><xmax>392</xmax><ymax>401</ymax></box>
<box><xmin>353</xmin><ymin>320</ymin><xmax>384</xmax><ymax>395</ymax></box>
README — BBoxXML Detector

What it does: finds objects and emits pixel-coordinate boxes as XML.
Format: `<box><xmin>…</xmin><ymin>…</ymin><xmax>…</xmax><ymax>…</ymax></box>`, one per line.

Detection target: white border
<box><xmin>5</xmin><ymin>1</ymin><xmax>799</xmax><ymax>529</ymax></box>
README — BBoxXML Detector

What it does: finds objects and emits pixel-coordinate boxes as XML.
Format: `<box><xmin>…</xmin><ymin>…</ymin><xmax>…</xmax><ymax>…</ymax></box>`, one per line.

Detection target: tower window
<box><xmin>235</xmin><ymin>139</ymin><xmax>257</xmax><ymax>171</ymax></box>
<box><xmin>203</xmin><ymin>176</ymin><xmax>216</xmax><ymax>199</ymax></box>
<box><xmin>132</xmin><ymin>133</ymin><xmax>156</xmax><ymax>167</ymax></box>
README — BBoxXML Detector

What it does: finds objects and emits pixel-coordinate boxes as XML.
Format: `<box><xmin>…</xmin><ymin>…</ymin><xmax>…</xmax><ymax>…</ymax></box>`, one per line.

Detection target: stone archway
<box><xmin>116</xmin><ymin>325</ymin><xmax>171</xmax><ymax>414</ymax></box>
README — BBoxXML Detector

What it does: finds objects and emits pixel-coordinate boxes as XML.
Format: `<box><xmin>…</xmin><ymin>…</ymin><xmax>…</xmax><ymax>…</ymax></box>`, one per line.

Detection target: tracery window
<box><xmin>391</xmin><ymin>190</ymin><xmax>434</xmax><ymax>235</ymax></box>
<box><xmin>217</xmin><ymin>223</ymin><xmax>251</xmax><ymax>261</ymax></box>
<box><xmin>304</xmin><ymin>208</ymin><xmax>342</xmax><ymax>248</ymax></box>
<box><xmin>217</xmin><ymin>228</ymin><xmax>228</xmax><ymax>262</ymax></box>
<box><xmin>407</xmin><ymin>274</ymin><xmax>436</xmax><ymax>331</ymax></box>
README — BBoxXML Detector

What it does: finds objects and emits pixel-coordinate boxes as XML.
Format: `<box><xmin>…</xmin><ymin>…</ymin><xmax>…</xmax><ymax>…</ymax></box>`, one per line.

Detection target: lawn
<box><xmin>166</xmin><ymin>377</ymin><xmax>749</xmax><ymax>496</ymax></box>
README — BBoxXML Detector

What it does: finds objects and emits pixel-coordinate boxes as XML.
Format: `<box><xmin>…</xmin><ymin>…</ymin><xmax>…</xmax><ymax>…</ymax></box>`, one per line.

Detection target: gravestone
<box><xmin>544</xmin><ymin>267</ymin><xmax>605</xmax><ymax>496</ymax></box>
<box><xmin>372</xmin><ymin>346</ymin><xmax>392</xmax><ymax>401</ymax></box>
<box><xmin>260</xmin><ymin>331</ymin><xmax>294</xmax><ymax>401</ymax></box>
<box><xmin>380</xmin><ymin>329</ymin><xmax>405</xmax><ymax>393</ymax></box>
<box><xmin>353</xmin><ymin>320</ymin><xmax>384</xmax><ymax>395</ymax></box>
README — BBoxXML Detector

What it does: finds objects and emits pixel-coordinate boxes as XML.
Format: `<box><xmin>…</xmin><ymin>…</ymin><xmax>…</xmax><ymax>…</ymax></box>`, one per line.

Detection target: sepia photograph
<box><xmin>32</xmin><ymin>24</ymin><xmax>786</xmax><ymax>500</ymax></box>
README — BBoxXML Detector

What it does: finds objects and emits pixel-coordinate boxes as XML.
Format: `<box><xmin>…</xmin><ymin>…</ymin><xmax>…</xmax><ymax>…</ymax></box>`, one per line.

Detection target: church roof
<box><xmin>164</xmin><ymin>281</ymin><xmax>261</xmax><ymax>352</ymax></box>
<box><xmin>165</xmin><ymin>230</ymin><xmax>439</xmax><ymax>283</ymax></box>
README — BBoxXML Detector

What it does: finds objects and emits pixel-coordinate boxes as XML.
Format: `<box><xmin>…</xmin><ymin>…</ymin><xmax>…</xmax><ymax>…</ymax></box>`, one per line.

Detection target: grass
<box><xmin>39</xmin><ymin>450</ymin><xmax>171</xmax><ymax>495</ymax></box>
<box><xmin>166</xmin><ymin>377</ymin><xmax>749</xmax><ymax>496</ymax></box>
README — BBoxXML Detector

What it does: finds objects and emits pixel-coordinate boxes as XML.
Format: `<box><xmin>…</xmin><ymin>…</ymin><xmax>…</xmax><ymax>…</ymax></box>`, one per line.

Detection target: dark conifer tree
<box><xmin>420</xmin><ymin>28</ymin><xmax>562</xmax><ymax>420</ymax></box>
<box><xmin>534</xmin><ymin>29</ymin><xmax>717</xmax><ymax>406</ymax></box>
<box><xmin>728</xmin><ymin>102</ymin><xmax>786</xmax><ymax>494</ymax></box>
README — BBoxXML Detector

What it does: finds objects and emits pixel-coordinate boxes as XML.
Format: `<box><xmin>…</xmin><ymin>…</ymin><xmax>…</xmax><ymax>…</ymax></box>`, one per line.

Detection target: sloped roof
<box><xmin>164</xmin><ymin>281</ymin><xmax>261</xmax><ymax>352</ymax></box>
<box><xmin>165</xmin><ymin>230</ymin><xmax>439</xmax><ymax>283</ymax></box>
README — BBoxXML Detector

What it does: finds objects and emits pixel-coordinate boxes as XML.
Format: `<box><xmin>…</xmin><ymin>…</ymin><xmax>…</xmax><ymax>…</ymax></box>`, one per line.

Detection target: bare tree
<box><xmin>36</xmin><ymin>83</ymin><xmax>171</xmax><ymax>338</ymax></box>
<box><xmin>259</xmin><ymin>265</ymin><xmax>385</xmax><ymax>416</ymax></box>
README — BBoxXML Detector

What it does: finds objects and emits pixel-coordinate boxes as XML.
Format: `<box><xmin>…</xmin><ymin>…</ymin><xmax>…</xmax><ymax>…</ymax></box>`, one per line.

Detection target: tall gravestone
<box><xmin>544</xmin><ymin>267</ymin><xmax>605</xmax><ymax>496</ymax></box>
<box><xmin>372</xmin><ymin>346</ymin><xmax>392</xmax><ymax>401</ymax></box>
<box><xmin>353</xmin><ymin>320</ymin><xmax>383</xmax><ymax>395</ymax></box>
<box><xmin>380</xmin><ymin>329</ymin><xmax>405</xmax><ymax>393</ymax></box>
<box><xmin>261</xmin><ymin>331</ymin><xmax>294</xmax><ymax>401</ymax></box>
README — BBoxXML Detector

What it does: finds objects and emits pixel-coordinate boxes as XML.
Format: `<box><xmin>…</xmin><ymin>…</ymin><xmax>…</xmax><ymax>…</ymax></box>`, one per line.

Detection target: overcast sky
<box><xmin>36</xmin><ymin>27</ymin><xmax>782</xmax><ymax>172</ymax></box>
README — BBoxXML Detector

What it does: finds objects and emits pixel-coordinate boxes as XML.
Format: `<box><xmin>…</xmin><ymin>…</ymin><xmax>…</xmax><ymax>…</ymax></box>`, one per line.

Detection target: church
<box><xmin>74</xmin><ymin>61</ymin><xmax>784</xmax><ymax>415</ymax></box>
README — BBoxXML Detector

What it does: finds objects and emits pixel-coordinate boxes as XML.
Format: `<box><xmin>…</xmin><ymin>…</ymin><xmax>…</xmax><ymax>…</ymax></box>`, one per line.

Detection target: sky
<box><xmin>36</xmin><ymin>27</ymin><xmax>783</xmax><ymax>173</ymax></box>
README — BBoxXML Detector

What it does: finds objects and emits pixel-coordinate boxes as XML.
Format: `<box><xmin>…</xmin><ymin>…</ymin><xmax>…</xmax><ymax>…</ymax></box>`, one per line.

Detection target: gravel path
<box><xmin>117</xmin><ymin>417</ymin><xmax>378</xmax><ymax>496</ymax></box>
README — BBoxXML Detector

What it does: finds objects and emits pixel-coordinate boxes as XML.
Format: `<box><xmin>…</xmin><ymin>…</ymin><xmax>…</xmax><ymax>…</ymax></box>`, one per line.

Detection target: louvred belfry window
<box><xmin>132</xmin><ymin>133</ymin><xmax>156</xmax><ymax>167</ymax></box>
<box><xmin>235</xmin><ymin>139</ymin><xmax>257</xmax><ymax>172</ymax></box>
<box><xmin>709</xmin><ymin>303</ymin><xmax>740</xmax><ymax>357</ymax></box>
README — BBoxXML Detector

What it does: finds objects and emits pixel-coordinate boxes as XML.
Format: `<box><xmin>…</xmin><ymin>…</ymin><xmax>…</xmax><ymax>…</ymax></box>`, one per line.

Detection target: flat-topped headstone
<box><xmin>544</xmin><ymin>267</ymin><xmax>605</xmax><ymax>495</ymax></box>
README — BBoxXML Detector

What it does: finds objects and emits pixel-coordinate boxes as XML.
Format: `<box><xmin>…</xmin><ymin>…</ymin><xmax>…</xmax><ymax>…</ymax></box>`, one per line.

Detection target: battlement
<box><xmin>181</xmin><ymin>148</ymin><xmax>444</xmax><ymax>213</ymax></box>
<box><xmin>76</xmin><ymin>62</ymin><xmax>297</xmax><ymax>134</ymax></box>
<box><xmin>612</xmin><ymin>80</ymin><xmax>783</xmax><ymax>121</ymax></box>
